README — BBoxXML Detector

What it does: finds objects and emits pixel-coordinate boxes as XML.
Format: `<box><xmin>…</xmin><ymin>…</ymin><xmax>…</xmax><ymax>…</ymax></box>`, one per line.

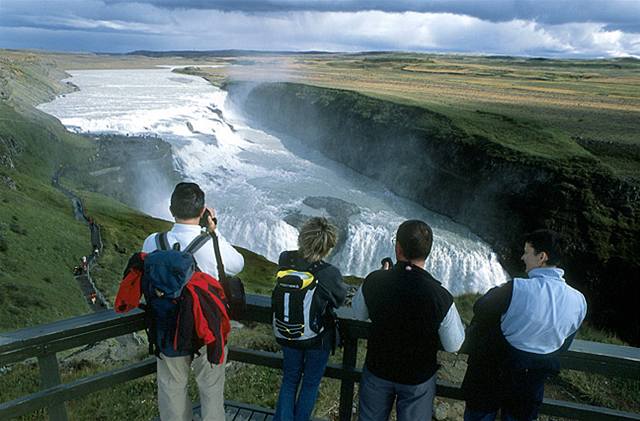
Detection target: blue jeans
<box><xmin>274</xmin><ymin>346</ymin><xmax>330</xmax><ymax>421</ymax></box>
<box><xmin>358</xmin><ymin>366</ymin><xmax>436</xmax><ymax>421</ymax></box>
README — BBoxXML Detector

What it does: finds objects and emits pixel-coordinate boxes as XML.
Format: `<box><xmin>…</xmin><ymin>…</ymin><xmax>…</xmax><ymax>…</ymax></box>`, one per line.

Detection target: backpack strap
<box><xmin>155</xmin><ymin>232</ymin><xmax>170</xmax><ymax>251</ymax></box>
<box><xmin>210</xmin><ymin>231</ymin><xmax>227</xmax><ymax>283</ymax></box>
<box><xmin>184</xmin><ymin>232</ymin><xmax>211</xmax><ymax>255</ymax></box>
<box><xmin>308</xmin><ymin>260</ymin><xmax>330</xmax><ymax>275</ymax></box>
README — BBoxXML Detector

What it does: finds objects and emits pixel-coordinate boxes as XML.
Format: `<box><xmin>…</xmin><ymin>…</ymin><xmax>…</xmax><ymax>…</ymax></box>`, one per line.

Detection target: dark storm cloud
<box><xmin>103</xmin><ymin>0</ymin><xmax>640</xmax><ymax>29</ymax></box>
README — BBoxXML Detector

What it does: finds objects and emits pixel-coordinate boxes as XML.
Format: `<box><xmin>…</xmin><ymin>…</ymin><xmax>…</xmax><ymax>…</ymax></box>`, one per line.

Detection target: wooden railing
<box><xmin>1</xmin><ymin>294</ymin><xmax>639</xmax><ymax>421</ymax></box>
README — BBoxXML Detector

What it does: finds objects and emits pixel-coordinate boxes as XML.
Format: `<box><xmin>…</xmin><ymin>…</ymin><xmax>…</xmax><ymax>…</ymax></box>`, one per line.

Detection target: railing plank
<box><xmin>559</xmin><ymin>339</ymin><xmax>640</xmax><ymax>379</ymax></box>
<box><xmin>0</xmin><ymin>310</ymin><xmax>143</xmax><ymax>351</ymax></box>
<box><xmin>0</xmin><ymin>359</ymin><xmax>155</xmax><ymax>420</ymax></box>
<box><xmin>0</xmin><ymin>310</ymin><xmax>145</xmax><ymax>364</ymax></box>
<box><xmin>541</xmin><ymin>398</ymin><xmax>640</xmax><ymax>421</ymax></box>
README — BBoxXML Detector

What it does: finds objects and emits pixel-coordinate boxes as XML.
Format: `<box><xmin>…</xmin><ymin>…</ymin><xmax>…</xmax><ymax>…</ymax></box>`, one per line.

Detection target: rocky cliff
<box><xmin>227</xmin><ymin>81</ymin><xmax>640</xmax><ymax>344</ymax></box>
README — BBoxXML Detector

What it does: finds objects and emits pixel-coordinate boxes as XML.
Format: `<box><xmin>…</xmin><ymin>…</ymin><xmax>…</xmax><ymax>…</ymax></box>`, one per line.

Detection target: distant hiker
<box><xmin>272</xmin><ymin>217</ymin><xmax>347</xmax><ymax>421</ymax></box>
<box><xmin>89</xmin><ymin>292</ymin><xmax>97</xmax><ymax>305</ymax></box>
<box><xmin>461</xmin><ymin>229</ymin><xmax>587</xmax><ymax>421</ymax></box>
<box><xmin>81</xmin><ymin>256</ymin><xmax>88</xmax><ymax>273</ymax></box>
<box><xmin>352</xmin><ymin>220</ymin><xmax>465</xmax><ymax>421</ymax></box>
<box><xmin>141</xmin><ymin>182</ymin><xmax>244</xmax><ymax>421</ymax></box>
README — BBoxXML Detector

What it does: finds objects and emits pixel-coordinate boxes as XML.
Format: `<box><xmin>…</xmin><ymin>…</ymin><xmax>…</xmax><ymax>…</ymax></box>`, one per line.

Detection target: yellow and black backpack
<box><xmin>272</xmin><ymin>260</ymin><xmax>329</xmax><ymax>344</ymax></box>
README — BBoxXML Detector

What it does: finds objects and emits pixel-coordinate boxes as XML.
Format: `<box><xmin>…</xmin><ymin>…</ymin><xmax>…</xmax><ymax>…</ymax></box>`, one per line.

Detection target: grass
<box><xmin>0</xmin><ymin>175</ymin><xmax>90</xmax><ymax>328</ymax></box>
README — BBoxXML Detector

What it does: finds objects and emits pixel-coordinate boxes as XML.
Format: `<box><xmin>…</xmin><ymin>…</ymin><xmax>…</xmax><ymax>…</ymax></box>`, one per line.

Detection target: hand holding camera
<box><xmin>381</xmin><ymin>257</ymin><xmax>393</xmax><ymax>270</ymax></box>
<box><xmin>199</xmin><ymin>207</ymin><xmax>218</xmax><ymax>233</ymax></box>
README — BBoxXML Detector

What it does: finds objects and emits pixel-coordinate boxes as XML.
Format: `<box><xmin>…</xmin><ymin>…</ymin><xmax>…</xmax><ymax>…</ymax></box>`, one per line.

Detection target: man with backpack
<box><xmin>141</xmin><ymin>182</ymin><xmax>244</xmax><ymax>421</ymax></box>
<box><xmin>352</xmin><ymin>219</ymin><xmax>465</xmax><ymax>421</ymax></box>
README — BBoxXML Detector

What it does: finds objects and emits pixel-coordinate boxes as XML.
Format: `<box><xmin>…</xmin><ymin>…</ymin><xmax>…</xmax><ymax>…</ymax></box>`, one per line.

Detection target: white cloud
<box><xmin>1</xmin><ymin>1</ymin><xmax>639</xmax><ymax>57</ymax></box>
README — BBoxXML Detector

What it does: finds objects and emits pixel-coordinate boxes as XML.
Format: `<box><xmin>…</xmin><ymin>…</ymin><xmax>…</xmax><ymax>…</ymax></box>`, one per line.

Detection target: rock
<box><xmin>230</xmin><ymin>320</ymin><xmax>245</xmax><ymax>330</ymax></box>
<box><xmin>283</xmin><ymin>211</ymin><xmax>308</xmax><ymax>230</ymax></box>
<box><xmin>0</xmin><ymin>154</ymin><xmax>14</xmax><ymax>168</ymax></box>
<box><xmin>433</xmin><ymin>400</ymin><xmax>449</xmax><ymax>420</ymax></box>
<box><xmin>303</xmin><ymin>196</ymin><xmax>360</xmax><ymax>219</ymax></box>
<box><xmin>1</xmin><ymin>175</ymin><xmax>17</xmax><ymax>190</ymax></box>
<box><xmin>283</xmin><ymin>195</ymin><xmax>361</xmax><ymax>258</ymax></box>
<box><xmin>0</xmin><ymin>134</ymin><xmax>22</xmax><ymax>168</ymax></box>
<box><xmin>62</xmin><ymin>334</ymin><xmax>146</xmax><ymax>366</ymax></box>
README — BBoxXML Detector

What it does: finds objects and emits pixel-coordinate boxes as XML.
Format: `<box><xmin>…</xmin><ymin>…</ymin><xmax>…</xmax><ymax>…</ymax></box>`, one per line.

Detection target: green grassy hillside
<box><xmin>0</xmin><ymin>80</ymin><xmax>105</xmax><ymax>328</ymax></box>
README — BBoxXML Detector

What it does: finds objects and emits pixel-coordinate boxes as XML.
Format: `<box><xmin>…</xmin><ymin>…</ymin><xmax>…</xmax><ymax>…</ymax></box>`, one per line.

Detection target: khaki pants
<box><xmin>157</xmin><ymin>346</ymin><xmax>227</xmax><ymax>421</ymax></box>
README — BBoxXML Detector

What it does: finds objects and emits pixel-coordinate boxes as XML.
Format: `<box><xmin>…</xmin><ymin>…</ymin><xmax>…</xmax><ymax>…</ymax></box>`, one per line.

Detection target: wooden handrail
<box><xmin>1</xmin><ymin>294</ymin><xmax>639</xmax><ymax>421</ymax></box>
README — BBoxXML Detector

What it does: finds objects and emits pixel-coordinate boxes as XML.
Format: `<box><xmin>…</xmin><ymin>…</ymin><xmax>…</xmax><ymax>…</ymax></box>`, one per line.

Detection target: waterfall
<box><xmin>38</xmin><ymin>67</ymin><xmax>509</xmax><ymax>294</ymax></box>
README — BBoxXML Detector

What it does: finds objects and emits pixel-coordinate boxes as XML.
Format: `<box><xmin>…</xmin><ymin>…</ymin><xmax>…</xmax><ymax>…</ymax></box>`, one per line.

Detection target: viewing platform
<box><xmin>1</xmin><ymin>295</ymin><xmax>639</xmax><ymax>421</ymax></box>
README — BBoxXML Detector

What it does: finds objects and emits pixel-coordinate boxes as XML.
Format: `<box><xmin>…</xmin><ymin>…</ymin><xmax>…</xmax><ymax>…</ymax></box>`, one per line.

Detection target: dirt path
<box><xmin>52</xmin><ymin>165</ymin><xmax>108</xmax><ymax>311</ymax></box>
<box><xmin>52</xmin><ymin>165</ymin><xmax>143</xmax><ymax>353</ymax></box>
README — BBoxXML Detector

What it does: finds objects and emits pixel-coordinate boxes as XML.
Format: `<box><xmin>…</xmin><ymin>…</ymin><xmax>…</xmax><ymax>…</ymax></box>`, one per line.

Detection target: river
<box><xmin>38</xmin><ymin>67</ymin><xmax>509</xmax><ymax>295</ymax></box>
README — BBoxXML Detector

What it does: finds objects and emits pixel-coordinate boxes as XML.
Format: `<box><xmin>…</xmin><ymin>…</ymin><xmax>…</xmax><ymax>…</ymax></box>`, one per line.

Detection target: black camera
<box><xmin>381</xmin><ymin>257</ymin><xmax>393</xmax><ymax>270</ymax></box>
<box><xmin>199</xmin><ymin>210</ymin><xmax>217</xmax><ymax>228</ymax></box>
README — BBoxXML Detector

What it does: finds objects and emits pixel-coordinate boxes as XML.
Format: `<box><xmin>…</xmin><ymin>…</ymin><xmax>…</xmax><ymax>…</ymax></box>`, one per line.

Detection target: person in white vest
<box><xmin>462</xmin><ymin>229</ymin><xmax>587</xmax><ymax>421</ymax></box>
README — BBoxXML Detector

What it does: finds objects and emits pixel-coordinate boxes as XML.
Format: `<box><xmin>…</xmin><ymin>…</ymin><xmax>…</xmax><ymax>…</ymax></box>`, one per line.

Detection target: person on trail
<box><xmin>89</xmin><ymin>292</ymin><xmax>97</xmax><ymax>305</ymax></box>
<box><xmin>272</xmin><ymin>217</ymin><xmax>347</xmax><ymax>421</ymax></box>
<box><xmin>461</xmin><ymin>229</ymin><xmax>587</xmax><ymax>421</ymax></box>
<box><xmin>81</xmin><ymin>256</ymin><xmax>88</xmax><ymax>273</ymax></box>
<box><xmin>142</xmin><ymin>182</ymin><xmax>244</xmax><ymax>421</ymax></box>
<box><xmin>352</xmin><ymin>220</ymin><xmax>465</xmax><ymax>421</ymax></box>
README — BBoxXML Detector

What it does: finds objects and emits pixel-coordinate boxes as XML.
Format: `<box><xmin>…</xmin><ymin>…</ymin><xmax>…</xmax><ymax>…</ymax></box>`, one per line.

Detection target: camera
<box><xmin>381</xmin><ymin>257</ymin><xmax>393</xmax><ymax>270</ymax></box>
<box><xmin>199</xmin><ymin>210</ymin><xmax>217</xmax><ymax>228</ymax></box>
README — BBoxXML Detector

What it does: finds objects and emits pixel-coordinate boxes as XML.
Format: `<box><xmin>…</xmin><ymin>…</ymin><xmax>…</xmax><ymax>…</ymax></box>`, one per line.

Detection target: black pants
<box><xmin>465</xmin><ymin>368</ymin><xmax>547</xmax><ymax>421</ymax></box>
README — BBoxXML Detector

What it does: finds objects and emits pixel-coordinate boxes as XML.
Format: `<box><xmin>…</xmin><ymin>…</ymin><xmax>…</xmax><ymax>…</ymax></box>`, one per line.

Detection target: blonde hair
<box><xmin>298</xmin><ymin>217</ymin><xmax>338</xmax><ymax>262</ymax></box>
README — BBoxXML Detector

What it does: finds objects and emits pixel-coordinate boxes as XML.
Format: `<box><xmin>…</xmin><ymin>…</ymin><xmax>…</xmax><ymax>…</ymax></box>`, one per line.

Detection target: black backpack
<box><xmin>272</xmin><ymin>260</ymin><xmax>329</xmax><ymax>344</ymax></box>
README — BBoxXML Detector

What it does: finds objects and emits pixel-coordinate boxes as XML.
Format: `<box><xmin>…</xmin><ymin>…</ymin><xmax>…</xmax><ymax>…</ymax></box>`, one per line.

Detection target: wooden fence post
<box><xmin>338</xmin><ymin>338</ymin><xmax>358</xmax><ymax>421</ymax></box>
<box><xmin>38</xmin><ymin>352</ymin><xmax>69</xmax><ymax>421</ymax></box>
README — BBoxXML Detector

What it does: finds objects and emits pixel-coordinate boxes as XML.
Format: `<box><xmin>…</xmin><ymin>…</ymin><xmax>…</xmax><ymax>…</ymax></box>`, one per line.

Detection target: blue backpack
<box><xmin>141</xmin><ymin>232</ymin><xmax>210</xmax><ymax>357</ymax></box>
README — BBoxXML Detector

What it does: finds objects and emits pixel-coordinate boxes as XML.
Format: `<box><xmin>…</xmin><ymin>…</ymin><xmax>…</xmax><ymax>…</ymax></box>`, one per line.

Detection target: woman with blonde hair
<box><xmin>272</xmin><ymin>217</ymin><xmax>347</xmax><ymax>421</ymax></box>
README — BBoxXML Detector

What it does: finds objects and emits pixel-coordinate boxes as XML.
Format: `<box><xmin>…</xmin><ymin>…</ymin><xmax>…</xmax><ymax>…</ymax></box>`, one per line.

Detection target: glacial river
<box><xmin>38</xmin><ymin>67</ymin><xmax>509</xmax><ymax>295</ymax></box>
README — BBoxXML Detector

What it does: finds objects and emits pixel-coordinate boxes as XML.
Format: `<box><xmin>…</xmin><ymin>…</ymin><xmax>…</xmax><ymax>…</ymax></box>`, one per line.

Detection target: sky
<box><xmin>1</xmin><ymin>0</ymin><xmax>640</xmax><ymax>58</ymax></box>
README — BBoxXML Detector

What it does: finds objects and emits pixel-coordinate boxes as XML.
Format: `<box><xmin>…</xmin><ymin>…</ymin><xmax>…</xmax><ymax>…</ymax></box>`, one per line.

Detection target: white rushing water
<box><xmin>38</xmin><ymin>68</ymin><xmax>509</xmax><ymax>295</ymax></box>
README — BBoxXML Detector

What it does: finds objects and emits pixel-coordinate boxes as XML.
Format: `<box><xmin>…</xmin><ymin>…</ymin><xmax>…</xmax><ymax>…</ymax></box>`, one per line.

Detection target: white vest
<box><xmin>501</xmin><ymin>267</ymin><xmax>587</xmax><ymax>354</ymax></box>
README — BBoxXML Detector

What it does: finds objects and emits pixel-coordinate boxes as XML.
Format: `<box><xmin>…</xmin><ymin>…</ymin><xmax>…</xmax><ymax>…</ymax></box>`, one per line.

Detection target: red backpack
<box><xmin>115</xmin><ymin>233</ymin><xmax>230</xmax><ymax>364</ymax></box>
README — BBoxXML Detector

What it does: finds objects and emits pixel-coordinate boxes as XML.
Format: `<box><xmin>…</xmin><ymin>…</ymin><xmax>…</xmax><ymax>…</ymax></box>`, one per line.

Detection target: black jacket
<box><xmin>362</xmin><ymin>262</ymin><xmax>454</xmax><ymax>384</ymax></box>
<box><xmin>461</xmin><ymin>281</ymin><xmax>575</xmax><ymax>408</ymax></box>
